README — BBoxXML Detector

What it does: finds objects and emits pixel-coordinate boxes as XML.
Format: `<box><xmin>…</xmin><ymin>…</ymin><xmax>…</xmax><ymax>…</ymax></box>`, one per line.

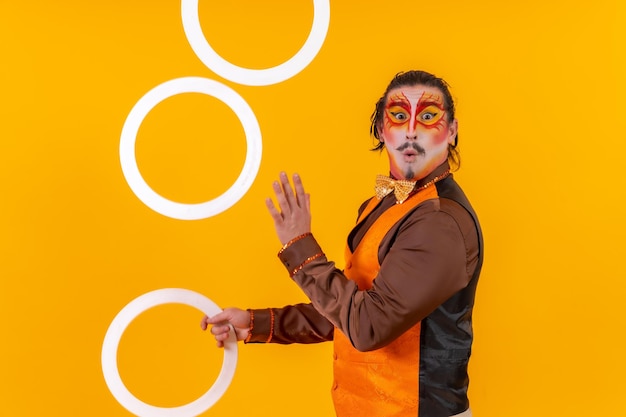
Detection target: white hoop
<box><xmin>181</xmin><ymin>0</ymin><xmax>330</xmax><ymax>86</ymax></box>
<box><xmin>101</xmin><ymin>288</ymin><xmax>238</xmax><ymax>417</ymax></box>
<box><xmin>119</xmin><ymin>77</ymin><xmax>262</xmax><ymax>220</ymax></box>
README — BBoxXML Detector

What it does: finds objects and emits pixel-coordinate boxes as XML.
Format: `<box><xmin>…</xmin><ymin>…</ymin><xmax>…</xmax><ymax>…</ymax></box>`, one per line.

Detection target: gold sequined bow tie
<box><xmin>375</xmin><ymin>175</ymin><xmax>416</xmax><ymax>204</ymax></box>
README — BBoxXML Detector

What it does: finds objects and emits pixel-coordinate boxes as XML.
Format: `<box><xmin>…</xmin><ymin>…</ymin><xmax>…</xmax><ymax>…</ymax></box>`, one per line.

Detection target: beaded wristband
<box><xmin>278</xmin><ymin>232</ymin><xmax>312</xmax><ymax>256</ymax></box>
<box><xmin>243</xmin><ymin>309</ymin><xmax>254</xmax><ymax>343</ymax></box>
<box><xmin>290</xmin><ymin>252</ymin><xmax>324</xmax><ymax>277</ymax></box>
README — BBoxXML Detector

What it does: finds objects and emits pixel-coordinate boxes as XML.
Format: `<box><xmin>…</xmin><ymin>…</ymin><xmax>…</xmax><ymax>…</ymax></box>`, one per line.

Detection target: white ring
<box><xmin>119</xmin><ymin>77</ymin><xmax>262</xmax><ymax>220</ymax></box>
<box><xmin>181</xmin><ymin>0</ymin><xmax>330</xmax><ymax>86</ymax></box>
<box><xmin>101</xmin><ymin>288</ymin><xmax>238</xmax><ymax>417</ymax></box>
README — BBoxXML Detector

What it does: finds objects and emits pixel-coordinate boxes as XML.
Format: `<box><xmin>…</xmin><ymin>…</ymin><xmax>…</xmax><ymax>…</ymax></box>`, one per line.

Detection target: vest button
<box><xmin>346</xmin><ymin>261</ymin><xmax>352</xmax><ymax>269</ymax></box>
<box><xmin>332</xmin><ymin>381</ymin><xmax>338</xmax><ymax>390</ymax></box>
<box><xmin>333</xmin><ymin>352</ymin><xmax>337</xmax><ymax>360</ymax></box>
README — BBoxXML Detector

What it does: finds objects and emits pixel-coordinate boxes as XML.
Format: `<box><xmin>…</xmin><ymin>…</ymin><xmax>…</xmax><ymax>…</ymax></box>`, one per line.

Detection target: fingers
<box><xmin>200</xmin><ymin>315</ymin><xmax>209</xmax><ymax>330</ymax></box>
<box><xmin>279</xmin><ymin>172</ymin><xmax>297</xmax><ymax>204</ymax></box>
<box><xmin>292</xmin><ymin>173</ymin><xmax>306</xmax><ymax>205</ymax></box>
<box><xmin>212</xmin><ymin>325</ymin><xmax>233</xmax><ymax>339</ymax></box>
<box><xmin>272</xmin><ymin>172</ymin><xmax>306</xmax><ymax>213</ymax></box>
<box><xmin>201</xmin><ymin>317</ymin><xmax>229</xmax><ymax>335</ymax></box>
<box><xmin>200</xmin><ymin>311</ymin><xmax>234</xmax><ymax>335</ymax></box>
<box><xmin>265</xmin><ymin>197</ymin><xmax>282</xmax><ymax>222</ymax></box>
<box><xmin>201</xmin><ymin>308</ymin><xmax>248</xmax><ymax>348</ymax></box>
<box><xmin>285</xmin><ymin>172</ymin><xmax>309</xmax><ymax>209</ymax></box>
<box><xmin>267</xmin><ymin>172</ymin><xmax>311</xmax><ymax>245</ymax></box>
<box><xmin>203</xmin><ymin>310</ymin><xmax>230</xmax><ymax>326</ymax></box>
<box><xmin>273</xmin><ymin>177</ymin><xmax>291</xmax><ymax>217</ymax></box>
<box><xmin>201</xmin><ymin>318</ymin><xmax>233</xmax><ymax>349</ymax></box>
<box><xmin>268</xmin><ymin>173</ymin><xmax>295</xmax><ymax>222</ymax></box>
<box><xmin>213</xmin><ymin>326</ymin><xmax>230</xmax><ymax>349</ymax></box>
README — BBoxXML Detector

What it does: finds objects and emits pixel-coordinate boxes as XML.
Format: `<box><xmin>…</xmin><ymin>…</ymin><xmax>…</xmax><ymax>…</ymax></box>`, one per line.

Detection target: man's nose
<box><xmin>406</xmin><ymin>121</ymin><xmax>418</xmax><ymax>139</ymax></box>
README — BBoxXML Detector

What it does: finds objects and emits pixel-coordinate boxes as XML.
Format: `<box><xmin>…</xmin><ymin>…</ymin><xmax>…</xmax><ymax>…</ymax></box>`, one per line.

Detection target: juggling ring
<box><xmin>101</xmin><ymin>288</ymin><xmax>238</xmax><ymax>417</ymax></box>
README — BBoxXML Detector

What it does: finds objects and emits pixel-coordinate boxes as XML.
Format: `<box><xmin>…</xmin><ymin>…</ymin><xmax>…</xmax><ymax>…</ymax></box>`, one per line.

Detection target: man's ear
<box><xmin>448</xmin><ymin>119</ymin><xmax>458</xmax><ymax>146</ymax></box>
<box><xmin>377</xmin><ymin>121</ymin><xmax>386</xmax><ymax>142</ymax></box>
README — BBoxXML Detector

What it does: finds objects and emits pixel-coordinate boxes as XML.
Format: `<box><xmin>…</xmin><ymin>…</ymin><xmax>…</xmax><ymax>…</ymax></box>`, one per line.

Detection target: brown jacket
<box><xmin>248</xmin><ymin>162</ymin><xmax>483</xmax><ymax>417</ymax></box>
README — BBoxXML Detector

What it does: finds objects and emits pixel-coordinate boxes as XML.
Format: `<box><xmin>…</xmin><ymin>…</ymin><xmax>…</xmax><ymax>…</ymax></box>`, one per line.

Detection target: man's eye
<box><xmin>391</xmin><ymin>112</ymin><xmax>407</xmax><ymax>120</ymax></box>
<box><xmin>421</xmin><ymin>112</ymin><xmax>436</xmax><ymax>121</ymax></box>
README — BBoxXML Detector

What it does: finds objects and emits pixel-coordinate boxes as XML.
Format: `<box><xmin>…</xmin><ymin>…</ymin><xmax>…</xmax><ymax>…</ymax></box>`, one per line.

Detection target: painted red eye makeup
<box><xmin>385</xmin><ymin>106</ymin><xmax>410</xmax><ymax>124</ymax></box>
<box><xmin>416</xmin><ymin>105</ymin><xmax>445</xmax><ymax>126</ymax></box>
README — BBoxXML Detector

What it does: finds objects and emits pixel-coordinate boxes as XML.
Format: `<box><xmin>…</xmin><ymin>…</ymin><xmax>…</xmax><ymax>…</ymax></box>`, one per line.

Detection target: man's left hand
<box><xmin>266</xmin><ymin>172</ymin><xmax>311</xmax><ymax>246</ymax></box>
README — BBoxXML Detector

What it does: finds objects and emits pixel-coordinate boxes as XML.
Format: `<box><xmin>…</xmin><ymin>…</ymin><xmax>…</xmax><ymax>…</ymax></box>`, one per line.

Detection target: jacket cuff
<box><xmin>278</xmin><ymin>234</ymin><xmax>324</xmax><ymax>276</ymax></box>
<box><xmin>245</xmin><ymin>308</ymin><xmax>274</xmax><ymax>344</ymax></box>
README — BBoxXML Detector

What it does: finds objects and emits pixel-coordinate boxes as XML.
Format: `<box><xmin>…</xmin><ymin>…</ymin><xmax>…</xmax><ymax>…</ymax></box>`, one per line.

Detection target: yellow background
<box><xmin>1</xmin><ymin>1</ymin><xmax>625</xmax><ymax>416</ymax></box>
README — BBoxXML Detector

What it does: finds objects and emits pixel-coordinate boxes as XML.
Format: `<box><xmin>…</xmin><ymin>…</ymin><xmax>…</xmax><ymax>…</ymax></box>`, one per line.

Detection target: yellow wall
<box><xmin>1</xmin><ymin>1</ymin><xmax>625</xmax><ymax>416</ymax></box>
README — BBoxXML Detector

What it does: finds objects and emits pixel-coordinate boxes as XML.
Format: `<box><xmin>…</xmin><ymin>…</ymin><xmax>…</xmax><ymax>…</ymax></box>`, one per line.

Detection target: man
<box><xmin>202</xmin><ymin>70</ymin><xmax>483</xmax><ymax>417</ymax></box>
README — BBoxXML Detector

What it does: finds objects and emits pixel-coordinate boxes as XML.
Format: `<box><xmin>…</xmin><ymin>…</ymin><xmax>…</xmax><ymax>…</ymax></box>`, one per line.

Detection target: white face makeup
<box><xmin>380</xmin><ymin>85</ymin><xmax>457</xmax><ymax>180</ymax></box>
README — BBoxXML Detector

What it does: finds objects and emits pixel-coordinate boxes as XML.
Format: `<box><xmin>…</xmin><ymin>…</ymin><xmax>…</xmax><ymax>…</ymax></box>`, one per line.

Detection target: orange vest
<box><xmin>331</xmin><ymin>186</ymin><xmax>438</xmax><ymax>417</ymax></box>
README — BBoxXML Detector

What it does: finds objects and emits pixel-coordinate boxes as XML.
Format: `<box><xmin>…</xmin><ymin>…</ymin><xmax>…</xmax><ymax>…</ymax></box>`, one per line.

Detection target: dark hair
<box><xmin>369</xmin><ymin>70</ymin><xmax>460</xmax><ymax>170</ymax></box>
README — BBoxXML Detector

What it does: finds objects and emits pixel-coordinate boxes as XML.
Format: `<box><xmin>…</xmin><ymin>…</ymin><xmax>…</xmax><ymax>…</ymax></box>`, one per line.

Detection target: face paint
<box><xmin>380</xmin><ymin>85</ymin><xmax>456</xmax><ymax>181</ymax></box>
